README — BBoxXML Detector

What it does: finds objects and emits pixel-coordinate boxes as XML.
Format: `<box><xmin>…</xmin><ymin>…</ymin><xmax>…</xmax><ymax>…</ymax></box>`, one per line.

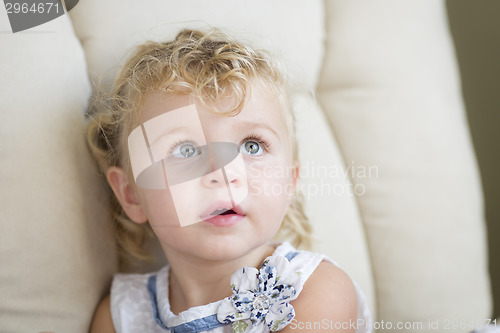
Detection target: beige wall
<box><xmin>447</xmin><ymin>0</ymin><xmax>500</xmax><ymax>319</ymax></box>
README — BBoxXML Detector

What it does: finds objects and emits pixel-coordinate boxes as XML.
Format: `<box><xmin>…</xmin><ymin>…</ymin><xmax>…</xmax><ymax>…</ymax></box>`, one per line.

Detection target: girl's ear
<box><xmin>106</xmin><ymin>166</ymin><xmax>148</xmax><ymax>224</ymax></box>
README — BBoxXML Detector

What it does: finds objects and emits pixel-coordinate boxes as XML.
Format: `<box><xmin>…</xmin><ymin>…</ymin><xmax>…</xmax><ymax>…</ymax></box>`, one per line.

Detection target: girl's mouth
<box><xmin>211</xmin><ymin>208</ymin><xmax>236</xmax><ymax>215</ymax></box>
<box><xmin>201</xmin><ymin>202</ymin><xmax>245</xmax><ymax>226</ymax></box>
<box><xmin>203</xmin><ymin>213</ymin><xmax>245</xmax><ymax>227</ymax></box>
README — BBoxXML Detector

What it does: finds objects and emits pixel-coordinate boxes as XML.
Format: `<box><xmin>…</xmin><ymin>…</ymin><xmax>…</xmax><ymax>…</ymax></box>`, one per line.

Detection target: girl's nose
<box><xmin>201</xmin><ymin>143</ymin><xmax>246</xmax><ymax>189</ymax></box>
<box><xmin>202</xmin><ymin>162</ymin><xmax>245</xmax><ymax>188</ymax></box>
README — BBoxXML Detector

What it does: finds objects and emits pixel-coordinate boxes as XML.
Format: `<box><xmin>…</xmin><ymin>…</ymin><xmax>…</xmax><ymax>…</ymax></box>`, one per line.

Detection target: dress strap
<box><xmin>147</xmin><ymin>274</ymin><xmax>231</xmax><ymax>332</ymax></box>
<box><xmin>278</xmin><ymin>243</ymin><xmax>326</xmax><ymax>290</ymax></box>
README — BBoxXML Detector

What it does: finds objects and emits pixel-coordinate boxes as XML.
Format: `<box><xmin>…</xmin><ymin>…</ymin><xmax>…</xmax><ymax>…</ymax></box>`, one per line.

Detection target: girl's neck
<box><xmin>165</xmin><ymin>243</ymin><xmax>275</xmax><ymax>315</ymax></box>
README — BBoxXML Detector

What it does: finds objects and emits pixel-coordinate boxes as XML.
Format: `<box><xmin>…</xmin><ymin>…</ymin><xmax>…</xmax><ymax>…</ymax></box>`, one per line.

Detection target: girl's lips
<box><xmin>200</xmin><ymin>201</ymin><xmax>245</xmax><ymax>219</ymax></box>
<box><xmin>200</xmin><ymin>201</ymin><xmax>246</xmax><ymax>226</ymax></box>
<box><xmin>203</xmin><ymin>213</ymin><xmax>245</xmax><ymax>227</ymax></box>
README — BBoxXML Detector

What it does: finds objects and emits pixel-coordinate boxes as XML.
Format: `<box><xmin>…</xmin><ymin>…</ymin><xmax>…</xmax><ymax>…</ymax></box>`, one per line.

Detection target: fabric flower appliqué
<box><xmin>217</xmin><ymin>255</ymin><xmax>301</xmax><ymax>332</ymax></box>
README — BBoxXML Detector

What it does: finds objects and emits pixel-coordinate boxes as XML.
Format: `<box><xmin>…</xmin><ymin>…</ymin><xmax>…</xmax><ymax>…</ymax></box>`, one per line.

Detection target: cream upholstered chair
<box><xmin>0</xmin><ymin>1</ymin><xmax>492</xmax><ymax>332</ymax></box>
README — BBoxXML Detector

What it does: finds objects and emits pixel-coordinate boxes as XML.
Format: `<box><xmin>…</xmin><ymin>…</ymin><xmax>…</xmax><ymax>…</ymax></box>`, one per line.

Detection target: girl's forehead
<box><xmin>139</xmin><ymin>84</ymin><xmax>286</xmax><ymax>130</ymax></box>
<box><xmin>139</xmin><ymin>92</ymin><xmax>191</xmax><ymax>122</ymax></box>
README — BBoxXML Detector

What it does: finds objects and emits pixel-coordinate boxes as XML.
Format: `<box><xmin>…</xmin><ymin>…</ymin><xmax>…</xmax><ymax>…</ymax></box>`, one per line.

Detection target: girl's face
<box><xmin>128</xmin><ymin>83</ymin><xmax>298</xmax><ymax>262</ymax></box>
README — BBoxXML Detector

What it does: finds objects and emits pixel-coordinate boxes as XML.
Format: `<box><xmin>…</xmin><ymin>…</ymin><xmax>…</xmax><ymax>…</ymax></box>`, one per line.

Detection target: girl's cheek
<box><xmin>246</xmin><ymin>160</ymin><xmax>294</xmax><ymax>198</ymax></box>
<box><xmin>142</xmin><ymin>188</ymin><xmax>180</xmax><ymax>226</ymax></box>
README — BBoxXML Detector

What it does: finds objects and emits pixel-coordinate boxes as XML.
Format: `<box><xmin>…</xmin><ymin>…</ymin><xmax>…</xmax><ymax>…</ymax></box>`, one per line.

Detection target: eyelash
<box><xmin>167</xmin><ymin>134</ymin><xmax>271</xmax><ymax>156</ymax></box>
<box><xmin>167</xmin><ymin>139</ymin><xmax>195</xmax><ymax>157</ymax></box>
<box><xmin>242</xmin><ymin>134</ymin><xmax>271</xmax><ymax>152</ymax></box>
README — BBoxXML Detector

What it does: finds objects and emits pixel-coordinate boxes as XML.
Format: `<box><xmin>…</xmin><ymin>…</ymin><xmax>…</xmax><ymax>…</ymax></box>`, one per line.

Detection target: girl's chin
<box><xmin>185</xmin><ymin>239</ymin><xmax>263</xmax><ymax>261</ymax></box>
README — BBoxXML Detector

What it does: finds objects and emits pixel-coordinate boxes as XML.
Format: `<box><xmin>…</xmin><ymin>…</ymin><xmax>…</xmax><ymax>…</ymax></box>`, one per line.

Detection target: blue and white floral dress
<box><xmin>110</xmin><ymin>242</ymin><xmax>371</xmax><ymax>333</ymax></box>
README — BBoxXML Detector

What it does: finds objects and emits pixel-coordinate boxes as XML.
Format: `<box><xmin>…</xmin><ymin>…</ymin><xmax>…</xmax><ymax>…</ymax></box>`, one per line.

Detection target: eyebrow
<box><xmin>238</xmin><ymin>120</ymin><xmax>281</xmax><ymax>140</ymax></box>
<box><xmin>147</xmin><ymin>126</ymin><xmax>193</xmax><ymax>146</ymax></box>
<box><xmin>144</xmin><ymin>120</ymin><xmax>281</xmax><ymax>145</ymax></box>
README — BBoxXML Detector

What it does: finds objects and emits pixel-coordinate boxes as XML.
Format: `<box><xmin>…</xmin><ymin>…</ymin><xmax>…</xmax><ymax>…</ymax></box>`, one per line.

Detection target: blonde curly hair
<box><xmin>85</xmin><ymin>29</ymin><xmax>312</xmax><ymax>268</ymax></box>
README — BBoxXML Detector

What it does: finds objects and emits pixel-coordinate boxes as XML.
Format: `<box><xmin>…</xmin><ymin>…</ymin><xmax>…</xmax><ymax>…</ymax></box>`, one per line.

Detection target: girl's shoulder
<box><xmin>90</xmin><ymin>294</ymin><xmax>115</xmax><ymax>333</ymax></box>
<box><xmin>283</xmin><ymin>260</ymin><xmax>359</xmax><ymax>332</ymax></box>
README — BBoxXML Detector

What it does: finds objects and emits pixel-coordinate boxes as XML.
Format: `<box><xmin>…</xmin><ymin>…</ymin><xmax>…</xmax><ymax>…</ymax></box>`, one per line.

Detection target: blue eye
<box><xmin>240</xmin><ymin>140</ymin><xmax>263</xmax><ymax>156</ymax></box>
<box><xmin>172</xmin><ymin>143</ymin><xmax>199</xmax><ymax>158</ymax></box>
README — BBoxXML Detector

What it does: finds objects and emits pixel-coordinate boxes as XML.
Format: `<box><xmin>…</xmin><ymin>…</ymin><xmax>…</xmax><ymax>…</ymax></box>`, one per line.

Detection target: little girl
<box><xmin>86</xmin><ymin>29</ymin><xmax>371</xmax><ymax>333</ymax></box>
